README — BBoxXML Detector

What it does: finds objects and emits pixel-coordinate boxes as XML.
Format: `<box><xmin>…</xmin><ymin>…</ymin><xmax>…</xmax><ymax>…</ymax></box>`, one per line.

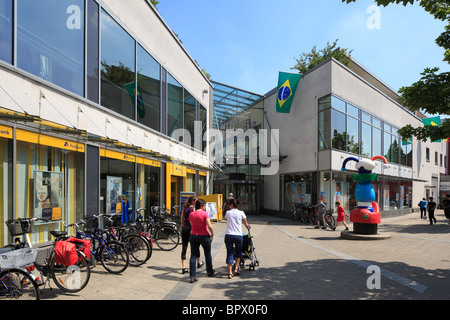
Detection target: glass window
<box><xmin>361</xmin><ymin>122</ymin><xmax>372</xmax><ymax>157</ymax></box>
<box><xmin>372</xmin><ymin>117</ymin><xmax>382</xmax><ymax>128</ymax></box>
<box><xmin>16</xmin><ymin>140</ymin><xmax>84</xmax><ymax>244</ymax></box>
<box><xmin>183</xmin><ymin>89</ymin><xmax>196</xmax><ymax>146</ymax></box>
<box><xmin>167</xmin><ymin>74</ymin><xmax>183</xmax><ymax>138</ymax></box>
<box><xmin>17</xmin><ymin>0</ymin><xmax>85</xmax><ymax>96</ymax></box>
<box><xmin>137</xmin><ymin>163</ymin><xmax>160</xmax><ymax>213</ymax></box>
<box><xmin>0</xmin><ymin>0</ymin><xmax>13</xmax><ymax>64</ymax></box>
<box><xmin>383</xmin><ymin>132</ymin><xmax>392</xmax><ymax>162</ymax></box>
<box><xmin>100</xmin><ymin>157</ymin><xmax>135</xmax><ymax>220</ymax></box>
<box><xmin>199</xmin><ymin>105</ymin><xmax>207</xmax><ymax>152</ymax></box>
<box><xmin>137</xmin><ymin>44</ymin><xmax>161</xmax><ymax>131</ymax></box>
<box><xmin>0</xmin><ymin>137</ymin><xmax>13</xmax><ymax>247</ymax></box>
<box><xmin>373</xmin><ymin>127</ymin><xmax>382</xmax><ymax>156</ymax></box>
<box><xmin>331</xmin><ymin>96</ymin><xmax>346</xmax><ymax>113</ymax></box>
<box><xmin>318</xmin><ymin>95</ymin><xmax>331</xmax><ymax>111</ymax></box>
<box><xmin>347</xmin><ymin>104</ymin><xmax>359</xmax><ymax>119</ymax></box>
<box><xmin>318</xmin><ymin>110</ymin><xmax>331</xmax><ymax>150</ymax></box>
<box><xmin>362</xmin><ymin>112</ymin><xmax>371</xmax><ymax>123</ymax></box>
<box><xmin>101</xmin><ymin>9</ymin><xmax>135</xmax><ymax>120</ymax></box>
<box><xmin>86</xmin><ymin>0</ymin><xmax>99</xmax><ymax>103</ymax></box>
<box><xmin>426</xmin><ymin>148</ymin><xmax>430</xmax><ymax>162</ymax></box>
<box><xmin>331</xmin><ymin>109</ymin><xmax>346</xmax><ymax>151</ymax></box>
<box><xmin>346</xmin><ymin>116</ymin><xmax>359</xmax><ymax>154</ymax></box>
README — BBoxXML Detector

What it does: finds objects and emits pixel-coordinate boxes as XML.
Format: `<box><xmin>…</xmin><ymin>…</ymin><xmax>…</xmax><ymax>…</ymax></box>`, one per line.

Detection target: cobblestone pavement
<box><xmin>40</xmin><ymin>210</ymin><xmax>450</xmax><ymax>302</ymax></box>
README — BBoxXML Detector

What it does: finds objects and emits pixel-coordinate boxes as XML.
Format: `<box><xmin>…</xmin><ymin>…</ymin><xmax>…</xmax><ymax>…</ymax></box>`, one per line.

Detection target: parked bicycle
<box><xmin>292</xmin><ymin>203</ymin><xmax>310</xmax><ymax>223</ymax></box>
<box><xmin>101</xmin><ymin>214</ymin><xmax>152</xmax><ymax>266</ymax></box>
<box><xmin>65</xmin><ymin>215</ymin><xmax>129</xmax><ymax>274</ymax></box>
<box><xmin>132</xmin><ymin>207</ymin><xmax>180</xmax><ymax>251</ymax></box>
<box><xmin>4</xmin><ymin>217</ymin><xmax>90</xmax><ymax>293</ymax></box>
<box><xmin>307</xmin><ymin>206</ymin><xmax>335</xmax><ymax>228</ymax></box>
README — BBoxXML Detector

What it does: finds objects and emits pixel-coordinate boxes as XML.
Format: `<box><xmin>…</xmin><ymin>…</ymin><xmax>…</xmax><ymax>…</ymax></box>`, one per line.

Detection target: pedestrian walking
<box><xmin>188</xmin><ymin>199</ymin><xmax>215</xmax><ymax>283</ymax></box>
<box><xmin>224</xmin><ymin>193</ymin><xmax>234</xmax><ymax>213</ymax></box>
<box><xmin>224</xmin><ymin>199</ymin><xmax>250</xmax><ymax>279</ymax></box>
<box><xmin>314</xmin><ymin>198</ymin><xmax>327</xmax><ymax>229</ymax></box>
<box><xmin>332</xmin><ymin>201</ymin><xmax>349</xmax><ymax>231</ymax></box>
<box><xmin>180</xmin><ymin>196</ymin><xmax>203</xmax><ymax>274</ymax></box>
<box><xmin>418</xmin><ymin>198</ymin><xmax>427</xmax><ymax>219</ymax></box>
<box><xmin>443</xmin><ymin>194</ymin><xmax>450</xmax><ymax>225</ymax></box>
<box><xmin>427</xmin><ymin>197</ymin><xmax>437</xmax><ymax>225</ymax></box>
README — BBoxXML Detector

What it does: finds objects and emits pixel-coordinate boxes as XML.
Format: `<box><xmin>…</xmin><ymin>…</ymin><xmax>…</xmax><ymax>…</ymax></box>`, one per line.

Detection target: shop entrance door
<box><xmin>235</xmin><ymin>184</ymin><xmax>257</xmax><ymax>215</ymax></box>
<box><xmin>171</xmin><ymin>177</ymin><xmax>183</xmax><ymax>209</ymax></box>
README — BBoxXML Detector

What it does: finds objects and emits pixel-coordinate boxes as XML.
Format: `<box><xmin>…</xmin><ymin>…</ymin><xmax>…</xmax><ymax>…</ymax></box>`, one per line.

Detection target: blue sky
<box><xmin>158</xmin><ymin>0</ymin><xmax>449</xmax><ymax>98</ymax></box>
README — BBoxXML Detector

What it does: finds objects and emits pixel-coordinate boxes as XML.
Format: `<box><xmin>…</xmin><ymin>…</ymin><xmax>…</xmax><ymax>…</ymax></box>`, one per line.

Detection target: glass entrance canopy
<box><xmin>211</xmin><ymin>81</ymin><xmax>264</xmax><ymax>129</ymax></box>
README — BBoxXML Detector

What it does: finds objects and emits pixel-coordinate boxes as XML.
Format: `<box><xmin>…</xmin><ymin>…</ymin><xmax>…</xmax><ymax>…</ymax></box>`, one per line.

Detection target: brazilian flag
<box><xmin>275</xmin><ymin>72</ymin><xmax>302</xmax><ymax>113</ymax></box>
<box><xmin>422</xmin><ymin>116</ymin><xmax>441</xmax><ymax>142</ymax></box>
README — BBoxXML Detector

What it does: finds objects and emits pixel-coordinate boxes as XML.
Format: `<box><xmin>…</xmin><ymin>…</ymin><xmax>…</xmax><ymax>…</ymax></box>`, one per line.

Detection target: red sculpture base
<box><xmin>350</xmin><ymin>202</ymin><xmax>381</xmax><ymax>235</ymax></box>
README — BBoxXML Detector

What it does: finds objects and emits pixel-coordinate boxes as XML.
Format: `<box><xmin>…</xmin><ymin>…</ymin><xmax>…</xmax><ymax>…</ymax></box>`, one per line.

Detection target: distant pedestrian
<box><xmin>314</xmin><ymin>198</ymin><xmax>327</xmax><ymax>229</ymax></box>
<box><xmin>418</xmin><ymin>198</ymin><xmax>427</xmax><ymax>219</ymax></box>
<box><xmin>188</xmin><ymin>199</ymin><xmax>215</xmax><ymax>283</ymax></box>
<box><xmin>443</xmin><ymin>194</ymin><xmax>450</xmax><ymax>225</ymax></box>
<box><xmin>224</xmin><ymin>199</ymin><xmax>250</xmax><ymax>279</ymax></box>
<box><xmin>224</xmin><ymin>193</ymin><xmax>234</xmax><ymax>213</ymax></box>
<box><xmin>427</xmin><ymin>197</ymin><xmax>437</xmax><ymax>225</ymax></box>
<box><xmin>332</xmin><ymin>201</ymin><xmax>349</xmax><ymax>231</ymax></box>
<box><xmin>180</xmin><ymin>196</ymin><xmax>203</xmax><ymax>274</ymax></box>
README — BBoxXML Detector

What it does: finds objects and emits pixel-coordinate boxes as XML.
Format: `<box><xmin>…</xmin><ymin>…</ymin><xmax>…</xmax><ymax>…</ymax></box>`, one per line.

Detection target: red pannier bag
<box><xmin>54</xmin><ymin>241</ymin><xmax>78</xmax><ymax>266</ymax></box>
<box><xmin>66</xmin><ymin>237</ymin><xmax>91</xmax><ymax>259</ymax></box>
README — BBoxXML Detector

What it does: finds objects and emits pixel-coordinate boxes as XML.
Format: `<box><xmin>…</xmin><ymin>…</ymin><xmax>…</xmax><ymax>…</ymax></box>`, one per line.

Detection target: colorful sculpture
<box><xmin>341</xmin><ymin>156</ymin><xmax>389</xmax><ymax>235</ymax></box>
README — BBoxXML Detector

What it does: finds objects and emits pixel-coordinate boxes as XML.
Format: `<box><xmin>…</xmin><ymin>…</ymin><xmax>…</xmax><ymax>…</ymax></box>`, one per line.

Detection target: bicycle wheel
<box><xmin>154</xmin><ymin>226</ymin><xmax>179</xmax><ymax>251</ymax></box>
<box><xmin>308</xmin><ymin>212</ymin><xmax>317</xmax><ymax>224</ymax></box>
<box><xmin>324</xmin><ymin>215</ymin><xmax>335</xmax><ymax>228</ymax></box>
<box><xmin>100</xmin><ymin>241</ymin><xmax>129</xmax><ymax>274</ymax></box>
<box><xmin>300</xmin><ymin>210</ymin><xmax>309</xmax><ymax>223</ymax></box>
<box><xmin>0</xmin><ymin>268</ymin><xmax>40</xmax><ymax>300</ymax></box>
<box><xmin>123</xmin><ymin>234</ymin><xmax>151</xmax><ymax>266</ymax></box>
<box><xmin>51</xmin><ymin>251</ymin><xmax>91</xmax><ymax>293</ymax></box>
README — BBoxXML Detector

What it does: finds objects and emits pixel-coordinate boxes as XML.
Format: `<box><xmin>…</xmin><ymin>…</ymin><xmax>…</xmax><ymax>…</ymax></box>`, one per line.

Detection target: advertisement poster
<box><xmin>205</xmin><ymin>202</ymin><xmax>218</xmax><ymax>221</ymax></box>
<box><xmin>34</xmin><ymin>171</ymin><xmax>63</xmax><ymax>221</ymax></box>
<box><xmin>284</xmin><ymin>182</ymin><xmax>307</xmax><ymax>211</ymax></box>
<box><xmin>106</xmin><ymin>176</ymin><xmax>123</xmax><ymax>214</ymax></box>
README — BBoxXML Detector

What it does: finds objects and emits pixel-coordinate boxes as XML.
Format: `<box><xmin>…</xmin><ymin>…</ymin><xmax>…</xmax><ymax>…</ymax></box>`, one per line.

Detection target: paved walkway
<box><xmin>41</xmin><ymin>210</ymin><xmax>450</xmax><ymax>301</ymax></box>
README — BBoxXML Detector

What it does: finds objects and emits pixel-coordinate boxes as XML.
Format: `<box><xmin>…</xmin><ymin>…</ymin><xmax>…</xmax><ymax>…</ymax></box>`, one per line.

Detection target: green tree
<box><xmin>150</xmin><ymin>0</ymin><xmax>160</xmax><ymax>9</ymax></box>
<box><xmin>342</xmin><ymin>0</ymin><xmax>450</xmax><ymax>142</ymax></box>
<box><xmin>291</xmin><ymin>39</ymin><xmax>353</xmax><ymax>74</ymax></box>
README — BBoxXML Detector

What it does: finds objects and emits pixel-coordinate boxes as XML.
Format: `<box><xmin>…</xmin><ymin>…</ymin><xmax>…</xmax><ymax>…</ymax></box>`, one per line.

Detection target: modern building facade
<box><xmin>0</xmin><ymin>0</ymin><xmax>213</xmax><ymax>246</ymax></box>
<box><xmin>262</xmin><ymin>58</ymin><xmax>449</xmax><ymax>218</ymax></box>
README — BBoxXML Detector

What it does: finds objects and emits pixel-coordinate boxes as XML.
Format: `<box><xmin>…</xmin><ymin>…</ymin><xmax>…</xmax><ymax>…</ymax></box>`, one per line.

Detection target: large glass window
<box><xmin>17</xmin><ymin>0</ymin><xmax>85</xmax><ymax>96</ymax></box>
<box><xmin>86</xmin><ymin>0</ymin><xmax>99</xmax><ymax>103</ymax></box>
<box><xmin>137</xmin><ymin>163</ymin><xmax>160</xmax><ymax>213</ymax></box>
<box><xmin>199</xmin><ymin>105</ymin><xmax>207</xmax><ymax>152</ymax></box>
<box><xmin>101</xmin><ymin>9</ymin><xmax>135</xmax><ymax>120</ymax></box>
<box><xmin>15</xmin><ymin>140</ymin><xmax>84</xmax><ymax>244</ymax></box>
<box><xmin>137</xmin><ymin>44</ymin><xmax>161</xmax><ymax>131</ymax></box>
<box><xmin>167</xmin><ymin>74</ymin><xmax>183</xmax><ymax>137</ymax></box>
<box><xmin>184</xmin><ymin>89</ymin><xmax>196</xmax><ymax>146</ymax></box>
<box><xmin>0</xmin><ymin>137</ymin><xmax>13</xmax><ymax>247</ymax></box>
<box><xmin>331</xmin><ymin>109</ymin><xmax>346</xmax><ymax>151</ymax></box>
<box><xmin>0</xmin><ymin>0</ymin><xmax>13</xmax><ymax>64</ymax></box>
<box><xmin>361</xmin><ymin>122</ymin><xmax>372</xmax><ymax>157</ymax></box>
<box><xmin>346</xmin><ymin>116</ymin><xmax>359</xmax><ymax>154</ymax></box>
<box><xmin>373</xmin><ymin>127</ymin><xmax>382</xmax><ymax>157</ymax></box>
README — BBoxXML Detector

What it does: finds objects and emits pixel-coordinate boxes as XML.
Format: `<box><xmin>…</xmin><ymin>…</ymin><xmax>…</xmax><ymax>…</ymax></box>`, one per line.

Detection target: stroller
<box><xmin>239</xmin><ymin>231</ymin><xmax>259</xmax><ymax>271</ymax></box>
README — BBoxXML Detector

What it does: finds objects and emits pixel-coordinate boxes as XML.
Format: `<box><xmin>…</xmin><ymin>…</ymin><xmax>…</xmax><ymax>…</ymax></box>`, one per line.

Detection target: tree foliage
<box><xmin>343</xmin><ymin>0</ymin><xmax>450</xmax><ymax>142</ymax></box>
<box><xmin>291</xmin><ymin>39</ymin><xmax>353</xmax><ymax>74</ymax></box>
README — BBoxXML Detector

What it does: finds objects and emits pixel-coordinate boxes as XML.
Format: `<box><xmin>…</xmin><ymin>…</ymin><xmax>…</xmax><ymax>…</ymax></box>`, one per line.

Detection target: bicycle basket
<box><xmin>0</xmin><ymin>248</ymin><xmax>38</xmax><ymax>269</ymax></box>
<box><xmin>83</xmin><ymin>216</ymin><xmax>98</xmax><ymax>229</ymax></box>
<box><xmin>5</xmin><ymin>220</ymin><xmax>32</xmax><ymax>236</ymax></box>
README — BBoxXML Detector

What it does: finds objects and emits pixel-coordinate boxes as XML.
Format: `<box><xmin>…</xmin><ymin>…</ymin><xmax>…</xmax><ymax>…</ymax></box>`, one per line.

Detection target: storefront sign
<box><xmin>0</xmin><ymin>125</ymin><xmax>13</xmax><ymax>139</ymax></box>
